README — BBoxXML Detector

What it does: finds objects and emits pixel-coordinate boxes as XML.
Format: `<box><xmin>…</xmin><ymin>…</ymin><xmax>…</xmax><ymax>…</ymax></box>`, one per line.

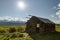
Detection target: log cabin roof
<box><xmin>32</xmin><ymin>16</ymin><xmax>55</xmax><ymax>24</ymax></box>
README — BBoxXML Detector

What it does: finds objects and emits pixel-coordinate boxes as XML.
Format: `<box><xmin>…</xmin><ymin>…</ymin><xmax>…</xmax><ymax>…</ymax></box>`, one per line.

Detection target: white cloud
<box><xmin>56</xmin><ymin>10</ymin><xmax>60</xmax><ymax>18</ymax></box>
<box><xmin>0</xmin><ymin>17</ymin><xmax>4</xmax><ymax>20</ymax></box>
<box><xmin>4</xmin><ymin>16</ymin><xmax>14</xmax><ymax>21</ymax></box>
<box><xmin>0</xmin><ymin>16</ymin><xmax>25</xmax><ymax>21</ymax></box>
<box><xmin>56</xmin><ymin>11</ymin><xmax>60</xmax><ymax>15</ymax></box>
<box><xmin>54</xmin><ymin>3</ymin><xmax>60</xmax><ymax>24</ymax></box>
<box><xmin>54</xmin><ymin>3</ymin><xmax>60</xmax><ymax>19</ymax></box>
<box><xmin>58</xmin><ymin>3</ymin><xmax>60</xmax><ymax>8</ymax></box>
<box><xmin>20</xmin><ymin>18</ymin><xmax>28</xmax><ymax>21</ymax></box>
<box><xmin>51</xmin><ymin>3</ymin><xmax>60</xmax><ymax>24</ymax></box>
<box><xmin>52</xmin><ymin>3</ymin><xmax>60</xmax><ymax>10</ymax></box>
<box><xmin>58</xmin><ymin>15</ymin><xmax>60</xmax><ymax>18</ymax></box>
<box><xmin>57</xmin><ymin>3</ymin><xmax>60</xmax><ymax>9</ymax></box>
<box><xmin>14</xmin><ymin>18</ymin><xmax>20</xmax><ymax>21</ymax></box>
<box><xmin>50</xmin><ymin>15</ymin><xmax>54</xmax><ymax>18</ymax></box>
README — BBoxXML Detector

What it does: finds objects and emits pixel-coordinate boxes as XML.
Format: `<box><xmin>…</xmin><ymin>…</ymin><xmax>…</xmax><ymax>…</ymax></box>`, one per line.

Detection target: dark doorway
<box><xmin>36</xmin><ymin>27</ymin><xmax>39</xmax><ymax>33</ymax></box>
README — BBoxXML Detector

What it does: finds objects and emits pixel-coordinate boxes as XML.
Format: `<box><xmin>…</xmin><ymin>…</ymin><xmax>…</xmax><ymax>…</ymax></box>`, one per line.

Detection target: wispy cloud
<box><xmin>52</xmin><ymin>3</ymin><xmax>60</xmax><ymax>10</ymax></box>
<box><xmin>56</xmin><ymin>10</ymin><xmax>60</xmax><ymax>18</ymax></box>
<box><xmin>58</xmin><ymin>3</ymin><xmax>60</xmax><ymax>9</ymax></box>
<box><xmin>0</xmin><ymin>16</ymin><xmax>22</xmax><ymax>21</ymax></box>
<box><xmin>50</xmin><ymin>3</ymin><xmax>60</xmax><ymax>24</ymax></box>
<box><xmin>55</xmin><ymin>3</ymin><xmax>60</xmax><ymax>18</ymax></box>
<box><xmin>50</xmin><ymin>15</ymin><xmax>54</xmax><ymax>18</ymax></box>
<box><xmin>51</xmin><ymin>3</ymin><xmax>60</xmax><ymax>18</ymax></box>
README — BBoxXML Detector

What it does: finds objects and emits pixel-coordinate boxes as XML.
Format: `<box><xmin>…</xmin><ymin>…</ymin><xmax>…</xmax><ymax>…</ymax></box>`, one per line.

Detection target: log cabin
<box><xmin>26</xmin><ymin>16</ymin><xmax>55</xmax><ymax>34</ymax></box>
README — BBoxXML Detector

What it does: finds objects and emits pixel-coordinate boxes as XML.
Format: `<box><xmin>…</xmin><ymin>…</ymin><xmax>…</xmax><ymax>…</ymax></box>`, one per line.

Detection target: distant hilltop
<box><xmin>0</xmin><ymin>20</ymin><xmax>26</xmax><ymax>26</ymax></box>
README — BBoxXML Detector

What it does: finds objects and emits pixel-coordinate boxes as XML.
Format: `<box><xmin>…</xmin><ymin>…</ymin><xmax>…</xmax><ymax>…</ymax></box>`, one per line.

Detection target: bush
<box><xmin>4</xmin><ymin>38</ymin><xmax>9</xmax><ymax>40</ymax></box>
<box><xmin>18</xmin><ymin>33</ymin><xmax>24</xmax><ymax>37</ymax></box>
<box><xmin>10</xmin><ymin>34</ymin><xmax>17</xmax><ymax>38</ymax></box>
<box><xmin>0</xmin><ymin>30</ymin><xmax>6</xmax><ymax>33</ymax></box>
<box><xmin>8</xmin><ymin>27</ymin><xmax>16</xmax><ymax>33</ymax></box>
<box><xmin>17</xmin><ymin>27</ymin><xmax>25</xmax><ymax>33</ymax></box>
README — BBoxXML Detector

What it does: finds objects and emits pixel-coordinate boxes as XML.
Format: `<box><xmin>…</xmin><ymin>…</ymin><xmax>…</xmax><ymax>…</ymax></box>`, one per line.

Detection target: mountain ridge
<box><xmin>0</xmin><ymin>20</ymin><xmax>26</xmax><ymax>26</ymax></box>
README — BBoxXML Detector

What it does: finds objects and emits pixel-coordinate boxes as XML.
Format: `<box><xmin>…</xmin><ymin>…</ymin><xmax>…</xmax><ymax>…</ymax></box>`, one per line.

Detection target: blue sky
<box><xmin>0</xmin><ymin>0</ymin><xmax>60</xmax><ymax>24</ymax></box>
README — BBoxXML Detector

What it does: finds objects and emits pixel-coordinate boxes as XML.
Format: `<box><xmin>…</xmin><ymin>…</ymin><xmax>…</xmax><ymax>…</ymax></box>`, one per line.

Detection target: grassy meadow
<box><xmin>0</xmin><ymin>25</ymin><xmax>60</xmax><ymax>40</ymax></box>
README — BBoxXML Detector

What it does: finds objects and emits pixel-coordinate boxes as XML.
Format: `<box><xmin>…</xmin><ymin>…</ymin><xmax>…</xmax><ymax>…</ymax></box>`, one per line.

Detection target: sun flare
<box><xmin>17</xmin><ymin>1</ymin><xmax>26</xmax><ymax>10</ymax></box>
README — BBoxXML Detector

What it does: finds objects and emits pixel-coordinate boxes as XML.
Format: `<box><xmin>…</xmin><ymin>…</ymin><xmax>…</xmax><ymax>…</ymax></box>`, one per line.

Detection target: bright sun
<box><xmin>17</xmin><ymin>1</ymin><xmax>26</xmax><ymax>10</ymax></box>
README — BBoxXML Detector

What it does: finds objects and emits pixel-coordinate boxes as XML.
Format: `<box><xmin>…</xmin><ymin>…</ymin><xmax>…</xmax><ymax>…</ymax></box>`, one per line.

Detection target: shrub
<box><xmin>10</xmin><ymin>34</ymin><xmax>17</xmax><ymax>38</ymax></box>
<box><xmin>0</xmin><ymin>30</ymin><xmax>6</xmax><ymax>33</ymax></box>
<box><xmin>18</xmin><ymin>33</ymin><xmax>24</xmax><ymax>37</ymax></box>
<box><xmin>8</xmin><ymin>27</ymin><xmax>16</xmax><ymax>33</ymax></box>
<box><xmin>4</xmin><ymin>37</ymin><xmax>9</xmax><ymax>40</ymax></box>
<box><xmin>17</xmin><ymin>27</ymin><xmax>25</xmax><ymax>33</ymax></box>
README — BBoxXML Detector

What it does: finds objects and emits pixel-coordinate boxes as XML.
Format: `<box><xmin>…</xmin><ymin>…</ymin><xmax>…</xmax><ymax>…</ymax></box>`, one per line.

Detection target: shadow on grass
<box><xmin>28</xmin><ymin>31</ymin><xmax>60</xmax><ymax>40</ymax></box>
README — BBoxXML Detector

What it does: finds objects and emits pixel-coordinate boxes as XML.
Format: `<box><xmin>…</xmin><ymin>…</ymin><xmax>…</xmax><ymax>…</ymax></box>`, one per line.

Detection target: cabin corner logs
<box><xmin>25</xmin><ymin>16</ymin><xmax>55</xmax><ymax>34</ymax></box>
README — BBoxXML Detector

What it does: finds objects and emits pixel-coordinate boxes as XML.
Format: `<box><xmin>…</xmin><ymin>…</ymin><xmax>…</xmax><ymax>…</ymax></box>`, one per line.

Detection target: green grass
<box><xmin>56</xmin><ymin>25</ymin><xmax>60</xmax><ymax>32</ymax></box>
<box><xmin>0</xmin><ymin>25</ymin><xmax>60</xmax><ymax>40</ymax></box>
<box><xmin>0</xmin><ymin>25</ymin><xmax>33</xmax><ymax>40</ymax></box>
